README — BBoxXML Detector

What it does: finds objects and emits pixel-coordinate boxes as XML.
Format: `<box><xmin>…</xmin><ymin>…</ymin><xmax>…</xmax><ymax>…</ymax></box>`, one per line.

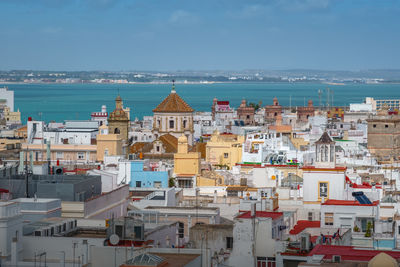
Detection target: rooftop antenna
<box><xmin>171</xmin><ymin>79</ymin><xmax>176</xmax><ymax>93</ymax></box>
<box><xmin>318</xmin><ymin>89</ymin><xmax>322</xmax><ymax>109</ymax></box>
<box><xmin>326</xmin><ymin>87</ymin><xmax>330</xmax><ymax>110</ymax></box>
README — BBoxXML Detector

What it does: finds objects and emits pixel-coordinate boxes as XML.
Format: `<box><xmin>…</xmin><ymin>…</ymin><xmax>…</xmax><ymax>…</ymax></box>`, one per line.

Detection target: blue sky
<box><xmin>0</xmin><ymin>0</ymin><xmax>399</xmax><ymax>71</ymax></box>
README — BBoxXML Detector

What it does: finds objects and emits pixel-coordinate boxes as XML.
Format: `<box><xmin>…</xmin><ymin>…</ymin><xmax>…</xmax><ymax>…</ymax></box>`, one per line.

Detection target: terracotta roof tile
<box><xmin>315</xmin><ymin>132</ymin><xmax>334</xmax><ymax>144</ymax></box>
<box><xmin>153</xmin><ymin>91</ymin><xmax>194</xmax><ymax>113</ymax></box>
<box><xmin>158</xmin><ymin>134</ymin><xmax>178</xmax><ymax>153</ymax></box>
<box><xmin>237</xmin><ymin>211</ymin><xmax>283</xmax><ymax>220</ymax></box>
<box><xmin>289</xmin><ymin>220</ymin><xmax>320</xmax><ymax>235</ymax></box>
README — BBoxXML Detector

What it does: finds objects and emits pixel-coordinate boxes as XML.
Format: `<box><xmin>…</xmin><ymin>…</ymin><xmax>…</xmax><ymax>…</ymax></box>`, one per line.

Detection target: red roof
<box><xmin>302</xmin><ymin>166</ymin><xmax>346</xmax><ymax>171</ymax></box>
<box><xmin>237</xmin><ymin>211</ymin><xmax>283</xmax><ymax>220</ymax></box>
<box><xmin>309</xmin><ymin>244</ymin><xmax>400</xmax><ymax>261</ymax></box>
<box><xmin>289</xmin><ymin>220</ymin><xmax>320</xmax><ymax>235</ymax></box>
<box><xmin>322</xmin><ymin>199</ymin><xmax>379</xmax><ymax>206</ymax></box>
<box><xmin>346</xmin><ymin>176</ymin><xmax>382</xmax><ymax>189</ymax></box>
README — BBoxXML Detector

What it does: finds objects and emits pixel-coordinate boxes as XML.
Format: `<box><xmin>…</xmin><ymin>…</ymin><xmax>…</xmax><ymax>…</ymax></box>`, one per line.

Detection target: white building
<box><xmin>303</xmin><ymin>132</ymin><xmax>346</xmax><ymax>211</ymax></box>
<box><xmin>90</xmin><ymin>105</ymin><xmax>108</xmax><ymax>126</ymax></box>
<box><xmin>0</xmin><ymin>87</ymin><xmax>14</xmax><ymax>112</ymax></box>
<box><xmin>226</xmin><ymin>208</ymin><xmax>285</xmax><ymax>267</ymax></box>
<box><xmin>242</xmin><ymin>131</ymin><xmax>302</xmax><ymax>164</ymax></box>
<box><xmin>0</xmin><ymin>201</ymin><xmax>23</xmax><ymax>264</ymax></box>
<box><xmin>27</xmin><ymin>119</ymin><xmax>99</xmax><ymax>145</ymax></box>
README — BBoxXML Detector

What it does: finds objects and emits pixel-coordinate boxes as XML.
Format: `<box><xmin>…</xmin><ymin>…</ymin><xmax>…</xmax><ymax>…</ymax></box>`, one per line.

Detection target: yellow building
<box><xmin>290</xmin><ymin>133</ymin><xmax>309</xmax><ymax>150</ymax></box>
<box><xmin>0</xmin><ymin>138</ymin><xmax>22</xmax><ymax>151</ymax></box>
<box><xmin>3</xmin><ymin>106</ymin><xmax>21</xmax><ymax>124</ymax></box>
<box><xmin>196</xmin><ymin>171</ymin><xmax>226</xmax><ymax>187</ymax></box>
<box><xmin>206</xmin><ymin>131</ymin><xmax>244</xmax><ymax>169</ymax></box>
<box><xmin>96</xmin><ymin>124</ymin><xmax>123</xmax><ymax>162</ymax></box>
<box><xmin>174</xmin><ymin>134</ymin><xmax>201</xmax><ymax>176</ymax></box>
<box><xmin>108</xmin><ymin>95</ymin><xmax>130</xmax><ymax>141</ymax></box>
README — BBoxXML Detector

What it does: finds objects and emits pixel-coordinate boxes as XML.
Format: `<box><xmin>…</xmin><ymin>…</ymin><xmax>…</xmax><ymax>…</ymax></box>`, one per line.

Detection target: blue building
<box><xmin>129</xmin><ymin>161</ymin><xmax>169</xmax><ymax>188</ymax></box>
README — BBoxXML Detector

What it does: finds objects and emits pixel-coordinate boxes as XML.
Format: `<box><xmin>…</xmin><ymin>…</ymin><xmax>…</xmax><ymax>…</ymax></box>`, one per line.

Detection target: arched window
<box><xmin>324</xmin><ymin>145</ymin><xmax>328</xmax><ymax>161</ymax></box>
<box><xmin>320</xmin><ymin>145</ymin><xmax>324</xmax><ymax>161</ymax></box>
<box><xmin>114</xmin><ymin>128</ymin><xmax>120</xmax><ymax>134</ymax></box>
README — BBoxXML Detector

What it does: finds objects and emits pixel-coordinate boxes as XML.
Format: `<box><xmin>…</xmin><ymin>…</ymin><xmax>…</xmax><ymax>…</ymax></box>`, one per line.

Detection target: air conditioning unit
<box><xmin>332</xmin><ymin>255</ymin><xmax>341</xmax><ymax>263</ymax></box>
<box><xmin>53</xmin><ymin>166</ymin><xmax>63</xmax><ymax>175</ymax></box>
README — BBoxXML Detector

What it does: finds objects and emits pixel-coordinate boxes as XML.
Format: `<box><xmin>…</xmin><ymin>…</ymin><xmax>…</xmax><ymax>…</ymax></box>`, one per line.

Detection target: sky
<box><xmin>0</xmin><ymin>0</ymin><xmax>400</xmax><ymax>71</ymax></box>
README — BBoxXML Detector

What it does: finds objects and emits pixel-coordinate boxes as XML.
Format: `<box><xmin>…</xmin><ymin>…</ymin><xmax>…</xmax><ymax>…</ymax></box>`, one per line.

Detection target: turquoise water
<box><xmin>4</xmin><ymin>82</ymin><xmax>400</xmax><ymax>123</ymax></box>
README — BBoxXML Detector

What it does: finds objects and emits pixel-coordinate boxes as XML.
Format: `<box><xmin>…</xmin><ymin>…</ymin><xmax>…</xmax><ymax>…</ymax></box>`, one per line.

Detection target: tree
<box><xmin>248</xmin><ymin>102</ymin><xmax>260</xmax><ymax>111</ymax></box>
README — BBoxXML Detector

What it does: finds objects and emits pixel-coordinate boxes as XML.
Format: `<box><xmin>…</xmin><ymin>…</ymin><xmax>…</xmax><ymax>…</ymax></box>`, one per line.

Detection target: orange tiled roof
<box><xmin>153</xmin><ymin>91</ymin><xmax>194</xmax><ymax>113</ymax></box>
<box><xmin>158</xmin><ymin>134</ymin><xmax>178</xmax><ymax>153</ymax></box>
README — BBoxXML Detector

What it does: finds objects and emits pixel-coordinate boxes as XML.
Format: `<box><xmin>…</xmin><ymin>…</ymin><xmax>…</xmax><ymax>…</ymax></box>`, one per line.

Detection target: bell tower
<box><xmin>315</xmin><ymin>132</ymin><xmax>335</xmax><ymax>168</ymax></box>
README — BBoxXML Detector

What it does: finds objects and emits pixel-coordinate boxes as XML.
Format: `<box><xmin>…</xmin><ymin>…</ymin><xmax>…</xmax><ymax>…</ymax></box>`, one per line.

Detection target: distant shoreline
<box><xmin>1</xmin><ymin>81</ymin><xmax>399</xmax><ymax>85</ymax></box>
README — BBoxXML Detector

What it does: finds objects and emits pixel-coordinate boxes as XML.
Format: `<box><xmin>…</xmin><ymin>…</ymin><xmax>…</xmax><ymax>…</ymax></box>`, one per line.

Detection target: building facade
<box><xmin>152</xmin><ymin>84</ymin><xmax>194</xmax><ymax>145</ymax></box>
<box><xmin>236</xmin><ymin>99</ymin><xmax>255</xmax><ymax>125</ymax></box>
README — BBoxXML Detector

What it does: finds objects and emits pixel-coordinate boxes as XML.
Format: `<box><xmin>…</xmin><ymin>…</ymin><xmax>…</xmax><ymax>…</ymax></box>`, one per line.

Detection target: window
<box><xmin>134</xmin><ymin>226</ymin><xmax>142</xmax><ymax>240</ymax></box>
<box><xmin>257</xmin><ymin>257</ymin><xmax>276</xmax><ymax>267</ymax></box>
<box><xmin>308</xmin><ymin>212</ymin><xmax>313</xmax><ymax>221</ymax></box>
<box><xmin>385</xmin><ymin>124</ymin><xmax>389</xmax><ymax>128</ymax></box>
<box><xmin>115</xmin><ymin>225</ymin><xmax>123</xmax><ymax>237</ymax></box>
<box><xmin>156</xmin><ymin>146</ymin><xmax>160</xmax><ymax>152</ymax></box>
<box><xmin>373</xmin><ymin>124</ymin><xmax>377</xmax><ymax>128</ymax></box>
<box><xmin>56</xmin><ymin>152</ymin><xmax>64</xmax><ymax>159</ymax></box>
<box><xmin>325</xmin><ymin>213</ymin><xmax>334</xmax><ymax>225</ymax></box>
<box><xmin>169</xmin><ymin>120</ymin><xmax>174</xmax><ymax>129</ymax></box>
<box><xmin>154</xmin><ymin>181</ymin><xmax>161</xmax><ymax>188</ymax></box>
<box><xmin>183</xmin><ymin>120</ymin><xmax>187</xmax><ymax>128</ymax></box>
<box><xmin>77</xmin><ymin>152</ymin><xmax>85</xmax><ymax>160</ymax></box>
<box><xmin>227</xmin><ymin>190</ymin><xmax>238</xmax><ymax>197</ymax></box>
<box><xmin>224</xmin><ymin>153</ymin><xmax>229</xmax><ymax>158</ymax></box>
<box><xmin>226</xmin><ymin>237</ymin><xmax>233</xmax><ymax>249</ymax></box>
<box><xmin>319</xmin><ymin>182</ymin><xmax>328</xmax><ymax>198</ymax></box>
<box><xmin>178</xmin><ymin>222</ymin><xmax>184</xmax><ymax>238</ymax></box>
<box><xmin>136</xmin><ymin>181</ymin><xmax>142</xmax><ymax>188</ymax></box>
<box><xmin>247</xmin><ymin>115</ymin><xmax>250</xmax><ymax>119</ymax></box>
<box><xmin>104</xmin><ymin>149</ymin><xmax>109</xmax><ymax>156</ymax></box>
<box><xmin>114</xmin><ymin>128</ymin><xmax>120</xmax><ymax>134</ymax></box>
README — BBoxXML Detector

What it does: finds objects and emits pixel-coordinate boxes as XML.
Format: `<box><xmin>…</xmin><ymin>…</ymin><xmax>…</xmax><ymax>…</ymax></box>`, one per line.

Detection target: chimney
<box><xmin>11</xmin><ymin>237</ymin><xmax>18</xmax><ymax>266</ymax></box>
<box><xmin>251</xmin><ymin>203</ymin><xmax>256</xmax><ymax>217</ymax></box>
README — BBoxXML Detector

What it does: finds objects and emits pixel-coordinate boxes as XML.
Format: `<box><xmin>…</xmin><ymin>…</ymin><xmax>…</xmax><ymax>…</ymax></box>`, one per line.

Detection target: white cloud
<box><xmin>276</xmin><ymin>0</ymin><xmax>332</xmax><ymax>12</ymax></box>
<box><xmin>169</xmin><ymin>10</ymin><xmax>199</xmax><ymax>24</ymax></box>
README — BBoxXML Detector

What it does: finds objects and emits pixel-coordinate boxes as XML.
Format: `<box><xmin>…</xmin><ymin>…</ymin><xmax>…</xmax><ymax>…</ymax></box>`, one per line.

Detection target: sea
<box><xmin>4</xmin><ymin>82</ymin><xmax>400</xmax><ymax>123</ymax></box>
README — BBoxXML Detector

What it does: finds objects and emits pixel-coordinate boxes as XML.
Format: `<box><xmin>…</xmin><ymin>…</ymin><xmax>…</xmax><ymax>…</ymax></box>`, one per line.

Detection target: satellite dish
<box><xmin>109</xmin><ymin>234</ymin><xmax>120</xmax><ymax>245</ymax></box>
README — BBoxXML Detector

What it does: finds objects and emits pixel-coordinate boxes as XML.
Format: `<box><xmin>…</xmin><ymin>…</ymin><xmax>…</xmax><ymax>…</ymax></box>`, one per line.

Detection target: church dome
<box><xmin>109</xmin><ymin>108</ymin><xmax>129</xmax><ymax>121</ymax></box>
<box><xmin>368</xmin><ymin>252</ymin><xmax>398</xmax><ymax>267</ymax></box>
<box><xmin>109</xmin><ymin>95</ymin><xmax>129</xmax><ymax>121</ymax></box>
